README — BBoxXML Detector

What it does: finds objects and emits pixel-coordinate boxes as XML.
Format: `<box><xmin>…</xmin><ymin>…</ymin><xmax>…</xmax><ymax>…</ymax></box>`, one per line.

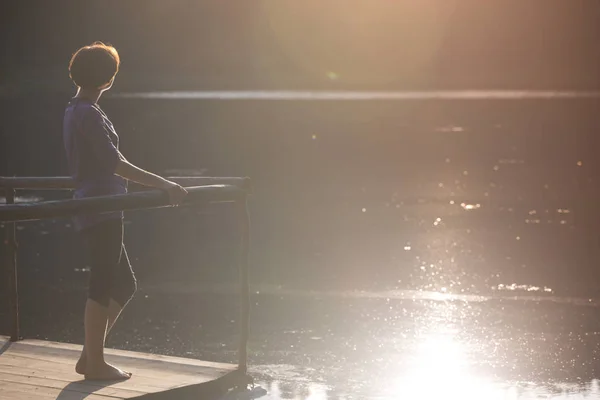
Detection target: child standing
<box><xmin>63</xmin><ymin>42</ymin><xmax>187</xmax><ymax>380</ymax></box>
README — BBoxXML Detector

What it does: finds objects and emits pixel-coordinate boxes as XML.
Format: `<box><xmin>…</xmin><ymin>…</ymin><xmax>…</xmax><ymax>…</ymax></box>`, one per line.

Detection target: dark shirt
<box><xmin>63</xmin><ymin>98</ymin><xmax>127</xmax><ymax>231</ymax></box>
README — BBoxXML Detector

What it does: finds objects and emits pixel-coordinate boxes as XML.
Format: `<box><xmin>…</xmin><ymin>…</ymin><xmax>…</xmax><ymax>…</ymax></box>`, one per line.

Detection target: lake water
<box><xmin>2</xmin><ymin>91</ymin><xmax>600</xmax><ymax>399</ymax></box>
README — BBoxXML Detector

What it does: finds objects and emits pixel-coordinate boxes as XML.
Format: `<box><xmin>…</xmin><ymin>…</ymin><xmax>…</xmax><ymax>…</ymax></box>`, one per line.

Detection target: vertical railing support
<box><xmin>5</xmin><ymin>188</ymin><xmax>20</xmax><ymax>342</ymax></box>
<box><xmin>237</xmin><ymin>196</ymin><xmax>250</xmax><ymax>375</ymax></box>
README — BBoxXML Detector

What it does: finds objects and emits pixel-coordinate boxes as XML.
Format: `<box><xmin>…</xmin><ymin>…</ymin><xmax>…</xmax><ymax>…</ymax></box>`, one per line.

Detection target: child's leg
<box><xmin>111</xmin><ymin>245</ymin><xmax>137</xmax><ymax>311</ymax></box>
<box><xmin>78</xmin><ymin>244</ymin><xmax>138</xmax><ymax>373</ymax></box>
<box><xmin>76</xmin><ymin>298</ymin><xmax>123</xmax><ymax>374</ymax></box>
<box><xmin>83</xmin><ymin>298</ymin><xmax>130</xmax><ymax>379</ymax></box>
<box><xmin>79</xmin><ymin>220</ymin><xmax>131</xmax><ymax>380</ymax></box>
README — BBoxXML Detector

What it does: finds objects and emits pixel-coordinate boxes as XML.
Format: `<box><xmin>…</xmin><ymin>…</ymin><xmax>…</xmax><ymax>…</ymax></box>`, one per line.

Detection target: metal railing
<box><xmin>0</xmin><ymin>176</ymin><xmax>251</xmax><ymax>374</ymax></box>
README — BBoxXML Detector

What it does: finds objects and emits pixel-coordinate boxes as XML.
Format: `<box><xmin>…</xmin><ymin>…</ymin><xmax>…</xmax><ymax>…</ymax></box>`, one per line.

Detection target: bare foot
<box><xmin>75</xmin><ymin>351</ymin><xmax>86</xmax><ymax>375</ymax></box>
<box><xmin>84</xmin><ymin>362</ymin><xmax>132</xmax><ymax>381</ymax></box>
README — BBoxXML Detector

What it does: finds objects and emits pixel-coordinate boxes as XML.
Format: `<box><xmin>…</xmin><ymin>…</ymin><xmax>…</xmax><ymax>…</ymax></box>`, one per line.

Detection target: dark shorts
<box><xmin>80</xmin><ymin>219</ymin><xmax>137</xmax><ymax>307</ymax></box>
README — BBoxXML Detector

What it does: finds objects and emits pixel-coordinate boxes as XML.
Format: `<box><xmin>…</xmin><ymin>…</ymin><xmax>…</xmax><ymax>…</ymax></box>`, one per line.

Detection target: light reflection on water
<box><xmin>247</xmin><ymin>328</ymin><xmax>600</xmax><ymax>400</ymax></box>
<box><xmin>247</xmin><ymin>378</ymin><xmax>600</xmax><ymax>400</ymax></box>
<box><xmin>245</xmin><ymin>330</ymin><xmax>600</xmax><ymax>399</ymax></box>
<box><xmin>384</xmin><ymin>333</ymin><xmax>501</xmax><ymax>400</ymax></box>
<box><xmin>237</xmin><ymin>292</ymin><xmax>600</xmax><ymax>400</ymax></box>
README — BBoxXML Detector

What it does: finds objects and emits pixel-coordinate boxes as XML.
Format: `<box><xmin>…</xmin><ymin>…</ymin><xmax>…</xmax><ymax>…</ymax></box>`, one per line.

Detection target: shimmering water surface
<box><xmin>2</xmin><ymin>94</ymin><xmax>600</xmax><ymax>399</ymax></box>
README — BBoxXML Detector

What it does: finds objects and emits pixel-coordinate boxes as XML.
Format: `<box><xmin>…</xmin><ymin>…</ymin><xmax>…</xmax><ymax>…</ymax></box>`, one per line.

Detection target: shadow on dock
<box><xmin>53</xmin><ymin>370</ymin><xmax>248</xmax><ymax>400</ymax></box>
<box><xmin>133</xmin><ymin>370</ymin><xmax>248</xmax><ymax>399</ymax></box>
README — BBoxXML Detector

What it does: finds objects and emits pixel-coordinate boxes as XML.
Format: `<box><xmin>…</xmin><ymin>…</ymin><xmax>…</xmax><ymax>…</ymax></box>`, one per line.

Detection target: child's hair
<box><xmin>69</xmin><ymin>41</ymin><xmax>120</xmax><ymax>89</ymax></box>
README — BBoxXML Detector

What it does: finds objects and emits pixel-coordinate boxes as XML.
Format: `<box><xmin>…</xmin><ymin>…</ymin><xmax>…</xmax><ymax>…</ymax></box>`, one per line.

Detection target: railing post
<box><xmin>5</xmin><ymin>188</ymin><xmax>20</xmax><ymax>342</ymax></box>
<box><xmin>237</xmin><ymin>197</ymin><xmax>250</xmax><ymax>375</ymax></box>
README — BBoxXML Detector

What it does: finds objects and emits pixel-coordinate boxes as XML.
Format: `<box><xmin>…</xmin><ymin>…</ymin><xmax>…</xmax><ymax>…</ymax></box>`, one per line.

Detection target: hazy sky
<box><xmin>2</xmin><ymin>0</ymin><xmax>599</xmax><ymax>90</ymax></box>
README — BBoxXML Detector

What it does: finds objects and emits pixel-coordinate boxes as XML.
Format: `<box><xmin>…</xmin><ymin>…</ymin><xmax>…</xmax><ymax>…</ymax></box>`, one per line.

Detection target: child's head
<box><xmin>69</xmin><ymin>41</ymin><xmax>120</xmax><ymax>90</ymax></box>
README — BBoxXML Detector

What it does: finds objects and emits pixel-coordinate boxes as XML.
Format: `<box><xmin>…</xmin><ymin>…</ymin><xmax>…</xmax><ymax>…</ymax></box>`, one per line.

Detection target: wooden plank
<box><xmin>6</xmin><ymin>337</ymin><xmax>234</xmax><ymax>370</ymax></box>
<box><xmin>1</xmin><ymin>342</ymin><xmax>232</xmax><ymax>380</ymax></box>
<box><xmin>0</xmin><ymin>359</ymin><xmax>211</xmax><ymax>394</ymax></box>
<box><xmin>0</xmin><ymin>336</ymin><xmax>239</xmax><ymax>400</ymax></box>
<box><xmin>2</xmin><ymin>351</ymin><xmax>223</xmax><ymax>382</ymax></box>
<box><xmin>0</xmin><ymin>361</ymin><xmax>175</xmax><ymax>394</ymax></box>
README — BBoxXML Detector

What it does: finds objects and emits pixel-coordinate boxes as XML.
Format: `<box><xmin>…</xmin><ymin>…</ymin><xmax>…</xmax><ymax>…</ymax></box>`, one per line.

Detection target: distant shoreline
<box><xmin>3</xmin><ymin>86</ymin><xmax>600</xmax><ymax>101</ymax></box>
<box><xmin>110</xmin><ymin>90</ymin><xmax>600</xmax><ymax>101</ymax></box>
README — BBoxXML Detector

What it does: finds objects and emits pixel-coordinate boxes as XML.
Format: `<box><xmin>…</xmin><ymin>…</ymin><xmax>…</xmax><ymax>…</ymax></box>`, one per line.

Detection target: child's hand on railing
<box><xmin>160</xmin><ymin>181</ymin><xmax>188</xmax><ymax>206</ymax></box>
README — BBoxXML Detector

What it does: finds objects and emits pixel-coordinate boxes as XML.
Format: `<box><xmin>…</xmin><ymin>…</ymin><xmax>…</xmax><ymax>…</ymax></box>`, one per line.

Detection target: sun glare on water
<box><xmin>385</xmin><ymin>333</ymin><xmax>505</xmax><ymax>400</ymax></box>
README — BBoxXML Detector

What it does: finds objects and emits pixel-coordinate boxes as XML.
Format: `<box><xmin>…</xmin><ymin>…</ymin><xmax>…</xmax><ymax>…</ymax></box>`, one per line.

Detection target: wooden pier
<box><xmin>0</xmin><ymin>335</ymin><xmax>244</xmax><ymax>399</ymax></box>
<box><xmin>0</xmin><ymin>176</ymin><xmax>253</xmax><ymax>399</ymax></box>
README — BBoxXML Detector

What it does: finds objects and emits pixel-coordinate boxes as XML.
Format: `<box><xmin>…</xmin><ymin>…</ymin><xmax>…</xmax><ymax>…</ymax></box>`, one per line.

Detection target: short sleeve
<box><xmin>82</xmin><ymin>109</ymin><xmax>121</xmax><ymax>173</ymax></box>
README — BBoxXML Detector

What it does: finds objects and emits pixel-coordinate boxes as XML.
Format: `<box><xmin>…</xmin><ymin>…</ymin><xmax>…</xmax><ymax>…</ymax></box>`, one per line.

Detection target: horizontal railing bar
<box><xmin>0</xmin><ymin>176</ymin><xmax>252</xmax><ymax>192</ymax></box>
<box><xmin>0</xmin><ymin>185</ymin><xmax>246</xmax><ymax>223</ymax></box>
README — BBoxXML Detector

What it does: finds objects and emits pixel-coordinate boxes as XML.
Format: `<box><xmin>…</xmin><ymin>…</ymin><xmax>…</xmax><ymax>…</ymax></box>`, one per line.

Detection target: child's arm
<box><xmin>82</xmin><ymin>110</ymin><xmax>187</xmax><ymax>204</ymax></box>
<box><xmin>115</xmin><ymin>157</ymin><xmax>188</xmax><ymax>205</ymax></box>
<box><xmin>115</xmin><ymin>155</ymin><xmax>169</xmax><ymax>188</ymax></box>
